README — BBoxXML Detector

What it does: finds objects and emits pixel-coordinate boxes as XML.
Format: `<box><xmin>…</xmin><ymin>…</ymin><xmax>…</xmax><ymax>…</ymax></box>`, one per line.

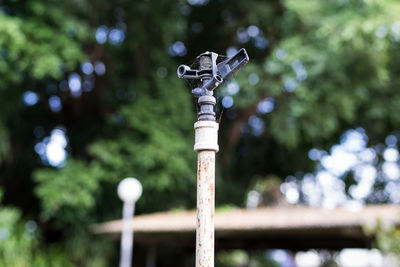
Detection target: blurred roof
<box><xmin>92</xmin><ymin>205</ymin><xmax>400</xmax><ymax>250</ymax></box>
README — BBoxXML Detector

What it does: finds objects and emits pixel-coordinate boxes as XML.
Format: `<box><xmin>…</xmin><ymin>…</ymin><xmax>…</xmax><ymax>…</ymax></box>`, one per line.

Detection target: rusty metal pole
<box><xmin>177</xmin><ymin>48</ymin><xmax>249</xmax><ymax>267</ymax></box>
<box><xmin>194</xmin><ymin>121</ymin><xmax>218</xmax><ymax>267</ymax></box>
<box><xmin>194</xmin><ymin>54</ymin><xmax>219</xmax><ymax>267</ymax></box>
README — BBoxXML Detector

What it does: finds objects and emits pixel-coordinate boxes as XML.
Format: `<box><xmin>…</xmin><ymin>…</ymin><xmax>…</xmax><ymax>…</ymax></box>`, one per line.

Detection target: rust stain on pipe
<box><xmin>194</xmin><ymin>121</ymin><xmax>218</xmax><ymax>267</ymax></box>
<box><xmin>196</xmin><ymin>150</ymin><xmax>216</xmax><ymax>267</ymax></box>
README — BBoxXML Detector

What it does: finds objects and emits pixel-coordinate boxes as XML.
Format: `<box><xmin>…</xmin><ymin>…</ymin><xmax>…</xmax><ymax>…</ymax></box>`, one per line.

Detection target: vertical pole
<box><xmin>195</xmin><ymin>121</ymin><xmax>219</xmax><ymax>267</ymax></box>
<box><xmin>120</xmin><ymin>202</ymin><xmax>135</xmax><ymax>267</ymax></box>
<box><xmin>145</xmin><ymin>247</ymin><xmax>157</xmax><ymax>267</ymax></box>
<box><xmin>177</xmin><ymin>48</ymin><xmax>248</xmax><ymax>267</ymax></box>
<box><xmin>194</xmin><ymin>53</ymin><xmax>219</xmax><ymax>267</ymax></box>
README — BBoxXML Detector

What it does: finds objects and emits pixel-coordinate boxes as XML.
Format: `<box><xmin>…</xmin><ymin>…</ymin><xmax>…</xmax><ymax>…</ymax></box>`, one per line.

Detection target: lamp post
<box><xmin>117</xmin><ymin>177</ymin><xmax>143</xmax><ymax>267</ymax></box>
<box><xmin>177</xmin><ymin>49</ymin><xmax>249</xmax><ymax>267</ymax></box>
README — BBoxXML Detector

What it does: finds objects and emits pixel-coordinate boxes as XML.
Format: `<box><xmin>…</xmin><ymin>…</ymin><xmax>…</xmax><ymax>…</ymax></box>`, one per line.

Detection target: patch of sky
<box><xmin>292</xmin><ymin>59</ymin><xmax>308</xmax><ymax>81</ymax></box>
<box><xmin>168</xmin><ymin>41</ymin><xmax>187</xmax><ymax>57</ymax></box>
<box><xmin>94</xmin><ymin>61</ymin><xmax>106</xmax><ymax>75</ymax></box>
<box><xmin>68</xmin><ymin>73</ymin><xmax>82</xmax><ymax>97</ymax></box>
<box><xmin>382</xmin><ymin>162</ymin><xmax>400</xmax><ymax>180</ymax></box>
<box><xmin>283</xmin><ymin>78</ymin><xmax>299</xmax><ymax>92</ymax></box>
<box><xmin>358</xmin><ymin>148</ymin><xmax>376</xmax><ymax>164</ymax></box>
<box><xmin>385</xmin><ymin>135</ymin><xmax>397</xmax><ymax>146</ymax></box>
<box><xmin>48</xmin><ymin>96</ymin><xmax>62</xmax><ymax>112</ymax></box>
<box><xmin>236</xmin><ymin>27</ymin><xmax>250</xmax><ymax>43</ymax></box>
<box><xmin>109</xmin><ymin>28</ymin><xmax>125</xmax><ymax>45</ymax></box>
<box><xmin>280</xmin><ymin>181</ymin><xmax>299</xmax><ymax>204</ymax></box>
<box><xmin>340</xmin><ymin>128</ymin><xmax>367</xmax><ymax>152</ymax></box>
<box><xmin>226</xmin><ymin>80</ymin><xmax>240</xmax><ymax>95</ymax></box>
<box><xmin>236</xmin><ymin>25</ymin><xmax>268</xmax><ymax>49</ymax></box>
<box><xmin>35</xmin><ymin>128</ymin><xmax>68</xmax><ymax>168</ymax></box>
<box><xmin>383</xmin><ymin>147</ymin><xmax>399</xmax><ymax>162</ymax></box>
<box><xmin>296</xmin><ymin>129</ymin><xmax>400</xmax><ymax>208</ymax></box>
<box><xmin>253</xmin><ymin>36</ymin><xmax>268</xmax><ymax>49</ymax></box>
<box><xmin>385</xmin><ymin>182</ymin><xmax>400</xmax><ymax>203</ymax></box>
<box><xmin>246</xmin><ymin>190</ymin><xmax>261</xmax><ymax>209</ymax></box>
<box><xmin>95</xmin><ymin>26</ymin><xmax>108</xmax><ymax>44</ymax></box>
<box><xmin>321</xmin><ymin>145</ymin><xmax>358</xmax><ymax>176</ymax></box>
<box><xmin>308</xmin><ymin>148</ymin><xmax>326</xmax><ymax>161</ymax></box>
<box><xmin>375</xmin><ymin>25</ymin><xmax>388</xmax><ymax>39</ymax></box>
<box><xmin>269</xmin><ymin>250</ymin><xmax>295</xmax><ymax>267</ymax></box>
<box><xmin>349</xmin><ymin>165</ymin><xmax>376</xmax><ymax>199</ymax></box>
<box><xmin>81</xmin><ymin>62</ymin><xmax>94</xmax><ymax>75</ymax></box>
<box><xmin>248</xmin><ymin>73</ymin><xmax>259</xmax><ymax>85</ymax></box>
<box><xmin>0</xmin><ymin>228</ymin><xmax>9</xmax><ymax>240</ymax></box>
<box><xmin>295</xmin><ymin>251</ymin><xmax>321</xmax><ymax>267</ymax></box>
<box><xmin>316</xmin><ymin>171</ymin><xmax>347</xmax><ymax>208</ymax></box>
<box><xmin>221</xmin><ymin>96</ymin><xmax>234</xmax><ymax>108</ymax></box>
<box><xmin>257</xmin><ymin>97</ymin><xmax>274</xmax><ymax>114</ymax></box>
<box><xmin>247</xmin><ymin>25</ymin><xmax>259</xmax><ymax>37</ymax></box>
<box><xmin>248</xmin><ymin>115</ymin><xmax>264</xmax><ymax>136</ymax></box>
<box><xmin>300</xmin><ymin>174</ymin><xmax>322</xmax><ymax>207</ymax></box>
<box><xmin>391</xmin><ymin>21</ymin><xmax>400</xmax><ymax>41</ymax></box>
<box><xmin>226</xmin><ymin>46</ymin><xmax>238</xmax><ymax>58</ymax></box>
<box><xmin>23</xmin><ymin>91</ymin><xmax>39</xmax><ymax>106</ymax></box>
<box><xmin>275</xmin><ymin>49</ymin><xmax>287</xmax><ymax>60</ymax></box>
<box><xmin>187</xmin><ymin>0</ymin><xmax>209</xmax><ymax>6</ymax></box>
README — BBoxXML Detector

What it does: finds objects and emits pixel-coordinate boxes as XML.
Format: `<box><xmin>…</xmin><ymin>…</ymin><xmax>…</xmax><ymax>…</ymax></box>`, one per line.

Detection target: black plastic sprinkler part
<box><xmin>177</xmin><ymin>48</ymin><xmax>249</xmax><ymax>121</ymax></box>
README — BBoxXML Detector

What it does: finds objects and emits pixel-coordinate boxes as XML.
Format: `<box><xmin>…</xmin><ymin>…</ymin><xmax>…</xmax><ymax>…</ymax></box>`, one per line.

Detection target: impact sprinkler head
<box><xmin>177</xmin><ymin>48</ymin><xmax>249</xmax><ymax>121</ymax></box>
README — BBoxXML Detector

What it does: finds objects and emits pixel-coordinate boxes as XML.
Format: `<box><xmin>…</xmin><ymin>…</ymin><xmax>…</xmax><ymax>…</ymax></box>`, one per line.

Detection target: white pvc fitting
<box><xmin>194</xmin><ymin>121</ymin><xmax>219</xmax><ymax>152</ymax></box>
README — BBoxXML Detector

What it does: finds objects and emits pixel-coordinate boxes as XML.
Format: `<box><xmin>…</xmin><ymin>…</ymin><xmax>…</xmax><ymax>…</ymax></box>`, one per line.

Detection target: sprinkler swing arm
<box><xmin>177</xmin><ymin>48</ymin><xmax>249</xmax><ymax>122</ymax></box>
<box><xmin>177</xmin><ymin>48</ymin><xmax>249</xmax><ymax>100</ymax></box>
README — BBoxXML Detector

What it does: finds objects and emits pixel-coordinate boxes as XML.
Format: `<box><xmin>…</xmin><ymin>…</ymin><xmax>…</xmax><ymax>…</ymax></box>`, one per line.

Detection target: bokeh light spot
<box><xmin>257</xmin><ymin>97</ymin><xmax>274</xmax><ymax>114</ymax></box>
<box><xmin>81</xmin><ymin>62</ymin><xmax>94</xmax><ymax>75</ymax></box>
<box><xmin>95</xmin><ymin>26</ymin><xmax>108</xmax><ymax>44</ymax></box>
<box><xmin>168</xmin><ymin>41</ymin><xmax>187</xmax><ymax>57</ymax></box>
<box><xmin>48</xmin><ymin>96</ymin><xmax>62</xmax><ymax>112</ymax></box>
<box><xmin>275</xmin><ymin>49</ymin><xmax>287</xmax><ymax>60</ymax></box>
<box><xmin>221</xmin><ymin>96</ymin><xmax>234</xmax><ymax>108</ymax></box>
<box><xmin>23</xmin><ymin>91</ymin><xmax>39</xmax><ymax>106</ymax></box>
<box><xmin>226</xmin><ymin>80</ymin><xmax>240</xmax><ymax>95</ymax></box>
<box><xmin>109</xmin><ymin>28</ymin><xmax>125</xmax><ymax>45</ymax></box>
<box><xmin>375</xmin><ymin>26</ymin><xmax>388</xmax><ymax>38</ymax></box>
<box><xmin>247</xmin><ymin>25</ymin><xmax>259</xmax><ymax>37</ymax></box>
<box><xmin>94</xmin><ymin>61</ymin><xmax>106</xmax><ymax>75</ymax></box>
<box><xmin>68</xmin><ymin>73</ymin><xmax>82</xmax><ymax>97</ymax></box>
<box><xmin>248</xmin><ymin>73</ymin><xmax>259</xmax><ymax>85</ymax></box>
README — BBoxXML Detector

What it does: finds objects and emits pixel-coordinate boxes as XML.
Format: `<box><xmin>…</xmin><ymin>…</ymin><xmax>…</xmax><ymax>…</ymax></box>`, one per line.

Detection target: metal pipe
<box><xmin>177</xmin><ymin>49</ymin><xmax>248</xmax><ymax>267</ymax></box>
<box><xmin>145</xmin><ymin>246</ymin><xmax>157</xmax><ymax>267</ymax></box>
<box><xmin>117</xmin><ymin>177</ymin><xmax>142</xmax><ymax>267</ymax></box>
<box><xmin>120</xmin><ymin>202</ymin><xmax>135</xmax><ymax>267</ymax></box>
<box><xmin>194</xmin><ymin>121</ymin><xmax>219</xmax><ymax>267</ymax></box>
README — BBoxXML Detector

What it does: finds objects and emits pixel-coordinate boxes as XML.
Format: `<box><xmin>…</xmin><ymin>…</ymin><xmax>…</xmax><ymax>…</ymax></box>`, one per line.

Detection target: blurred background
<box><xmin>0</xmin><ymin>0</ymin><xmax>400</xmax><ymax>266</ymax></box>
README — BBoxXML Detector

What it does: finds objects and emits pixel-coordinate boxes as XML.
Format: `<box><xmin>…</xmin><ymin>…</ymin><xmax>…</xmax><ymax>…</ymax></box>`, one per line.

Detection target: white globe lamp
<box><xmin>118</xmin><ymin>177</ymin><xmax>142</xmax><ymax>204</ymax></box>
